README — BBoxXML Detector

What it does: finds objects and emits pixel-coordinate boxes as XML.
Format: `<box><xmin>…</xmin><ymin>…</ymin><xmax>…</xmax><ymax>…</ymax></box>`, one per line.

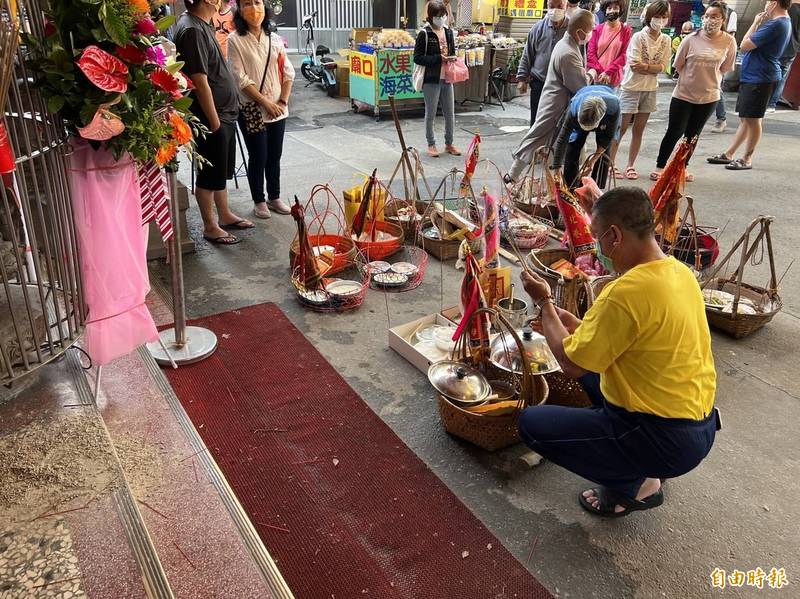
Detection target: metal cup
<box><xmin>495</xmin><ymin>297</ymin><xmax>528</xmax><ymax>331</ymax></box>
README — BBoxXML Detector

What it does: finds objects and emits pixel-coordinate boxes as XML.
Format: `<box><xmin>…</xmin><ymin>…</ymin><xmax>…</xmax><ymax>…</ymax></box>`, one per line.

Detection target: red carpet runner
<box><xmin>165</xmin><ymin>303</ymin><xmax>552</xmax><ymax>598</ymax></box>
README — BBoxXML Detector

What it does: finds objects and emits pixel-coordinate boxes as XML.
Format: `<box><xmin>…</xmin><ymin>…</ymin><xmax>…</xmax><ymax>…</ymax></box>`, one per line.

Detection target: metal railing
<box><xmin>0</xmin><ymin>0</ymin><xmax>85</xmax><ymax>385</ymax></box>
<box><xmin>296</xmin><ymin>0</ymin><xmax>372</xmax><ymax>54</ymax></box>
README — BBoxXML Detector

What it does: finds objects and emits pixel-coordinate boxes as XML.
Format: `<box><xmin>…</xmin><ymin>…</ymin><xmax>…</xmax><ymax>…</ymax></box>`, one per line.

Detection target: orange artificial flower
<box><xmin>155</xmin><ymin>142</ymin><xmax>177</xmax><ymax>166</ymax></box>
<box><xmin>128</xmin><ymin>0</ymin><xmax>151</xmax><ymax>14</ymax></box>
<box><xmin>169</xmin><ymin>112</ymin><xmax>192</xmax><ymax>145</ymax></box>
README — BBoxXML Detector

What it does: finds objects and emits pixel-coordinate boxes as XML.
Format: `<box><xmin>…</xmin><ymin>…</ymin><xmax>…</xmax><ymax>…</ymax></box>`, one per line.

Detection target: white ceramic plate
<box><xmin>367</xmin><ymin>260</ymin><xmax>392</xmax><ymax>274</ymax></box>
<box><xmin>326</xmin><ymin>280</ymin><xmax>362</xmax><ymax>297</ymax></box>
<box><xmin>373</xmin><ymin>272</ymin><xmax>408</xmax><ymax>287</ymax></box>
<box><xmin>392</xmin><ymin>262</ymin><xmax>418</xmax><ymax>276</ymax></box>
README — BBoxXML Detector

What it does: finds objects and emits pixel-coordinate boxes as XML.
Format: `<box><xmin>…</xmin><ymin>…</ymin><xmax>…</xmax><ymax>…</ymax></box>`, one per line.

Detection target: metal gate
<box><xmin>296</xmin><ymin>0</ymin><xmax>373</xmax><ymax>55</ymax></box>
<box><xmin>1</xmin><ymin>0</ymin><xmax>86</xmax><ymax>384</ymax></box>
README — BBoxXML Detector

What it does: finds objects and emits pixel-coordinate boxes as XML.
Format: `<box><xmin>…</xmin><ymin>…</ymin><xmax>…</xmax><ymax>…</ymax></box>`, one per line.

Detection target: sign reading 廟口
<box><xmin>497</xmin><ymin>0</ymin><xmax>546</xmax><ymax>19</ymax></box>
<box><xmin>350</xmin><ymin>52</ymin><xmax>376</xmax><ymax>79</ymax></box>
<box><xmin>377</xmin><ymin>49</ymin><xmax>418</xmax><ymax>100</ymax></box>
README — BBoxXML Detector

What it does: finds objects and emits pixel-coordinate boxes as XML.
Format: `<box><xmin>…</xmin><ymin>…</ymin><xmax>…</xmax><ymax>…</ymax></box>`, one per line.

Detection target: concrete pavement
<box><xmin>152</xmin><ymin>78</ymin><xmax>800</xmax><ymax>598</ymax></box>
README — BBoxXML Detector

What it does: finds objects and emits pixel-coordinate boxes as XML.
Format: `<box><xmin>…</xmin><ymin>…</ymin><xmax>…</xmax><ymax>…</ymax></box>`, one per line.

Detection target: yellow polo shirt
<box><xmin>563</xmin><ymin>257</ymin><xmax>716</xmax><ymax>420</ymax></box>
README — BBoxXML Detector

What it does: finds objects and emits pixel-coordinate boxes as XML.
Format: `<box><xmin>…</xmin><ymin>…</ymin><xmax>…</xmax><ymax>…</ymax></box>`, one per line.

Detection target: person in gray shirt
<box><xmin>517</xmin><ymin>0</ymin><xmax>570</xmax><ymax>125</ymax></box>
<box><xmin>506</xmin><ymin>9</ymin><xmax>594</xmax><ymax>183</ymax></box>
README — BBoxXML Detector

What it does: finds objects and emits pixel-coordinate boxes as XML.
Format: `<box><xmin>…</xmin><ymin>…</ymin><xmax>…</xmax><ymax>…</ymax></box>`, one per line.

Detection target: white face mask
<box><xmin>650</xmin><ymin>17</ymin><xmax>668</xmax><ymax>30</ymax></box>
<box><xmin>432</xmin><ymin>15</ymin><xmax>447</xmax><ymax>28</ymax></box>
<box><xmin>550</xmin><ymin>8</ymin><xmax>566</xmax><ymax>21</ymax></box>
<box><xmin>578</xmin><ymin>29</ymin><xmax>592</xmax><ymax>45</ymax></box>
<box><xmin>566</xmin><ymin>4</ymin><xmax>578</xmax><ymax>17</ymax></box>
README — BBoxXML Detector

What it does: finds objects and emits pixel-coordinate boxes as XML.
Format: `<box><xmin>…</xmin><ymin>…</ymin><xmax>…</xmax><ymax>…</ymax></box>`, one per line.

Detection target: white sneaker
<box><xmin>267</xmin><ymin>199</ymin><xmax>291</xmax><ymax>215</ymax></box>
<box><xmin>766</xmin><ymin>107</ymin><xmax>776</xmax><ymax>114</ymax></box>
<box><xmin>711</xmin><ymin>119</ymin><xmax>726</xmax><ymax>133</ymax></box>
<box><xmin>253</xmin><ymin>202</ymin><xmax>271</xmax><ymax>219</ymax></box>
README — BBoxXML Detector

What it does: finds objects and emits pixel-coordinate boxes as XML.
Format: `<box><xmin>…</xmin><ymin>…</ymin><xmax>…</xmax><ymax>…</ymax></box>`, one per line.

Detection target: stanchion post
<box><xmin>147</xmin><ymin>163</ymin><xmax>218</xmax><ymax>366</ymax></box>
<box><xmin>167</xmin><ymin>168</ymin><xmax>187</xmax><ymax>346</ymax></box>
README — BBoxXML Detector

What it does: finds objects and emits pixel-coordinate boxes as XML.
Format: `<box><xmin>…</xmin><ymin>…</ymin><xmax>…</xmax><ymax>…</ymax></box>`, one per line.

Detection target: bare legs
<box><xmin>723</xmin><ymin>117</ymin><xmax>763</xmax><ymax>167</ymax></box>
<box><xmin>195</xmin><ymin>187</ymin><xmax>251</xmax><ymax>240</ymax></box>
<box><xmin>611</xmin><ymin>112</ymin><xmax>650</xmax><ymax>177</ymax></box>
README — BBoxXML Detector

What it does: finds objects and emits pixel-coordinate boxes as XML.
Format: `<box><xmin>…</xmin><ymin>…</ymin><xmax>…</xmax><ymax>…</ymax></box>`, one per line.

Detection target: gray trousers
<box><xmin>423</xmin><ymin>80</ymin><xmax>455</xmax><ymax>147</ymax></box>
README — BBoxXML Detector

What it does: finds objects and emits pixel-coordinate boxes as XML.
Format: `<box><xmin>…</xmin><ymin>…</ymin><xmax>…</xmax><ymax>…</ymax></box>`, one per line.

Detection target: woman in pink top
<box><xmin>587</xmin><ymin>0</ymin><xmax>632</xmax><ymax>88</ymax></box>
<box><xmin>651</xmin><ymin>1</ymin><xmax>737</xmax><ymax>181</ymax></box>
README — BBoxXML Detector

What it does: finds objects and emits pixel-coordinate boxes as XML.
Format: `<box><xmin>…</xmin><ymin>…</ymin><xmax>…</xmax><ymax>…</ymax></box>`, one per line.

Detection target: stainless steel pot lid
<box><xmin>488</xmin><ymin>328</ymin><xmax>560</xmax><ymax>375</ymax></box>
<box><xmin>427</xmin><ymin>360</ymin><xmax>491</xmax><ymax>404</ymax></box>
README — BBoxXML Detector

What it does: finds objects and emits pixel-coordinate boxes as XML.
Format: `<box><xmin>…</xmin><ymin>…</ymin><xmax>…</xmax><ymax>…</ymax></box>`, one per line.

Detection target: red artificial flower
<box><xmin>116</xmin><ymin>44</ymin><xmax>147</xmax><ymax>65</ymax></box>
<box><xmin>150</xmin><ymin>68</ymin><xmax>181</xmax><ymax>99</ymax></box>
<box><xmin>77</xmin><ymin>45</ymin><xmax>129</xmax><ymax>93</ymax></box>
<box><xmin>135</xmin><ymin>18</ymin><xmax>158</xmax><ymax>35</ymax></box>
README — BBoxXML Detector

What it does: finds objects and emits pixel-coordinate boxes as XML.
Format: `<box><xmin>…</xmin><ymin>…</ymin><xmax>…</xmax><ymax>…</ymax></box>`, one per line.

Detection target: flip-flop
<box><xmin>203</xmin><ymin>234</ymin><xmax>241</xmax><ymax>245</ymax></box>
<box><xmin>725</xmin><ymin>159</ymin><xmax>752</xmax><ymax>171</ymax></box>
<box><xmin>614</xmin><ymin>167</ymin><xmax>624</xmax><ymax>178</ymax></box>
<box><xmin>685</xmin><ymin>172</ymin><xmax>695</xmax><ymax>182</ymax></box>
<box><xmin>707</xmin><ymin>153</ymin><xmax>732</xmax><ymax>165</ymax></box>
<box><xmin>649</xmin><ymin>171</ymin><xmax>661</xmax><ymax>181</ymax></box>
<box><xmin>579</xmin><ymin>485</ymin><xmax>664</xmax><ymax>518</ymax></box>
<box><xmin>624</xmin><ymin>166</ymin><xmax>639</xmax><ymax>180</ymax></box>
<box><xmin>220</xmin><ymin>219</ymin><xmax>255</xmax><ymax>230</ymax></box>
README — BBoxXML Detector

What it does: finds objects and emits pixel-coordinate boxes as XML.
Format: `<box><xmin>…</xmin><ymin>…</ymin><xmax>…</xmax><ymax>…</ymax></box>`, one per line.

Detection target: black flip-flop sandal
<box><xmin>725</xmin><ymin>159</ymin><xmax>752</xmax><ymax>171</ymax></box>
<box><xmin>707</xmin><ymin>153</ymin><xmax>732</xmax><ymax>165</ymax></box>
<box><xmin>578</xmin><ymin>485</ymin><xmax>664</xmax><ymax>518</ymax></box>
<box><xmin>220</xmin><ymin>219</ymin><xmax>256</xmax><ymax>230</ymax></box>
<box><xmin>203</xmin><ymin>234</ymin><xmax>241</xmax><ymax>245</ymax></box>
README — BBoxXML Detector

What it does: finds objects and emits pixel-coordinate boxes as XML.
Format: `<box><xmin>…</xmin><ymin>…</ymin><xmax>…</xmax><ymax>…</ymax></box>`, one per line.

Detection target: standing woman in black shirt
<box><xmin>174</xmin><ymin>0</ymin><xmax>254</xmax><ymax>245</ymax></box>
<box><xmin>414</xmin><ymin>1</ymin><xmax>461</xmax><ymax>157</ymax></box>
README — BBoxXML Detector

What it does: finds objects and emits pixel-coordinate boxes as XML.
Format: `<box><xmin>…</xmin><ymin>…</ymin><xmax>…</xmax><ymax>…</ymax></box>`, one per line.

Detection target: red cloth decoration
<box><xmin>76</xmin><ymin>45</ymin><xmax>129</xmax><ymax>93</ymax></box>
<box><xmin>138</xmin><ymin>160</ymin><xmax>174</xmax><ymax>243</ymax></box>
<box><xmin>291</xmin><ymin>197</ymin><xmax>323</xmax><ymax>290</ymax></box>
<box><xmin>650</xmin><ymin>137</ymin><xmax>696</xmax><ymax>243</ymax></box>
<box><xmin>549</xmin><ymin>171</ymin><xmax>595</xmax><ymax>256</ymax></box>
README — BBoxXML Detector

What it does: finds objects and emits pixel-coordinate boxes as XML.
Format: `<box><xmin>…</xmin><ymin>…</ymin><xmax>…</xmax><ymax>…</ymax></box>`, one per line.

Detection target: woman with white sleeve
<box><xmin>228</xmin><ymin>0</ymin><xmax>295</xmax><ymax>219</ymax></box>
<box><xmin>611</xmin><ymin>0</ymin><xmax>672</xmax><ymax>180</ymax></box>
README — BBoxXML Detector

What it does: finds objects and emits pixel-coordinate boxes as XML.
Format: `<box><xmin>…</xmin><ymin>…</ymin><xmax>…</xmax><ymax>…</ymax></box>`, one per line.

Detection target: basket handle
<box><xmin>664</xmin><ymin>196</ymin><xmax>702</xmax><ymax>271</ymax></box>
<box><xmin>571</xmin><ymin>150</ymin><xmax>617</xmax><ymax>190</ymax></box>
<box><xmin>700</xmin><ymin>216</ymin><xmax>776</xmax><ymax>315</ymax></box>
<box><xmin>452</xmin><ymin>307</ymin><xmax>534</xmax><ymax>413</ymax></box>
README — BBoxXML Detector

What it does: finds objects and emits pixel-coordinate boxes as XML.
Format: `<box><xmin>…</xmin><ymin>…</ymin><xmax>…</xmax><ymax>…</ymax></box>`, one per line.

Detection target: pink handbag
<box><xmin>444</xmin><ymin>56</ymin><xmax>469</xmax><ymax>84</ymax></box>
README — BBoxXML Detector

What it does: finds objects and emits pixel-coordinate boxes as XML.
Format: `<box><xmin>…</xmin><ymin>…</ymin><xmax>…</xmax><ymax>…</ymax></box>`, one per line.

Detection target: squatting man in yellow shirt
<box><xmin>519</xmin><ymin>187</ymin><xmax>721</xmax><ymax>518</ymax></box>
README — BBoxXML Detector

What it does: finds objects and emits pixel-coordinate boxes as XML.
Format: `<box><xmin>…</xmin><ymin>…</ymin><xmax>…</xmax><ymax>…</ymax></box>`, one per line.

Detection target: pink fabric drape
<box><xmin>68</xmin><ymin>140</ymin><xmax>158</xmax><ymax>365</ymax></box>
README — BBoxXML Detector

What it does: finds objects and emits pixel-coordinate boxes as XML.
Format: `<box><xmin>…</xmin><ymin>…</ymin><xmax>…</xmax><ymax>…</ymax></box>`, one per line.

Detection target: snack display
<box><xmin>374</xmin><ymin>29</ymin><xmax>415</xmax><ymax>48</ymax></box>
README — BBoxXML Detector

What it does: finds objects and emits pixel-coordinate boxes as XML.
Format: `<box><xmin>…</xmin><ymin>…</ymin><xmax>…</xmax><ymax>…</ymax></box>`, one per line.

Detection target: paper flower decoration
<box><xmin>77</xmin><ymin>46</ymin><xmax>129</xmax><ymax>93</ymax></box>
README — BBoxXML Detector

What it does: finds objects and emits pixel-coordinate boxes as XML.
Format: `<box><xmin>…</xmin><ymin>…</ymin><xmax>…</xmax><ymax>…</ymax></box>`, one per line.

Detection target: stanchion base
<box><xmin>147</xmin><ymin>326</ymin><xmax>218</xmax><ymax>366</ymax></box>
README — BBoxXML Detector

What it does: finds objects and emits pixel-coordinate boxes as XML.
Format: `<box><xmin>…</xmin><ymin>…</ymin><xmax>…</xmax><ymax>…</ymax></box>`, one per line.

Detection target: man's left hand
<box><xmin>521</xmin><ymin>270</ymin><xmax>550</xmax><ymax>302</ymax></box>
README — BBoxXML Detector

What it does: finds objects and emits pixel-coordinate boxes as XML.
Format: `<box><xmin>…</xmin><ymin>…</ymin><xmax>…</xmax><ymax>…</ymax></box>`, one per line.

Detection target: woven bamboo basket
<box><xmin>436</xmin><ymin>308</ymin><xmax>549</xmax><ymax>451</ymax></box>
<box><xmin>527</xmin><ymin>248</ymin><xmax>593</xmax><ymax>316</ymax></box>
<box><xmin>437</xmin><ymin>375</ymin><xmax>548</xmax><ymax>451</ymax></box>
<box><xmin>383</xmin><ymin>198</ymin><xmax>422</xmax><ymax>240</ymax></box>
<box><xmin>699</xmin><ymin>216</ymin><xmax>782</xmax><ymax>339</ymax></box>
<box><xmin>703</xmin><ymin>279</ymin><xmax>781</xmax><ymax>338</ymax></box>
<box><xmin>543</xmin><ymin>371</ymin><xmax>591</xmax><ymax>408</ymax></box>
